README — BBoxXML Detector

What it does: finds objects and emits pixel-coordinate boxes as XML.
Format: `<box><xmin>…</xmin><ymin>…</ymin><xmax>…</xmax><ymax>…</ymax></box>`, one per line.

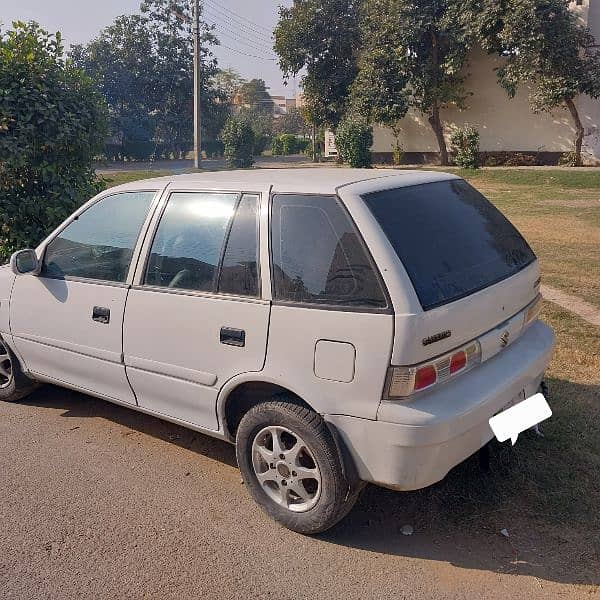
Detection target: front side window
<box><xmin>42</xmin><ymin>191</ymin><xmax>155</xmax><ymax>282</ymax></box>
<box><xmin>271</xmin><ymin>194</ymin><xmax>387</xmax><ymax>309</ymax></box>
<box><xmin>144</xmin><ymin>192</ymin><xmax>238</xmax><ymax>292</ymax></box>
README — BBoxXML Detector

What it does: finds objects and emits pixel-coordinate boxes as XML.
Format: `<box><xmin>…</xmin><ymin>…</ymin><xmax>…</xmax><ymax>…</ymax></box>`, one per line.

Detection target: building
<box><xmin>371</xmin><ymin>0</ymin><xmax>600</xmax><ymax>165</ymax></box>
<box><xmin>233</xmin><ymin>92</ymin><xmax>299</xmax><ymax>118</ymax></box>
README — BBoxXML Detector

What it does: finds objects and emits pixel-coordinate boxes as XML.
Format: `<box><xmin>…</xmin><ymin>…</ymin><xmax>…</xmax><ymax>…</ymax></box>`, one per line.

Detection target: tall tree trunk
<box><xmin>429</xmin><ymin>30</ymin><xmax>449</xmax><ymax>166</ymax></box>
<box><xmin>428</xmin><ymin>106</ymin><xmax>448</xmax><ymax>166</ymax></box>
<box><xmin>565</xmin><ymin>97</ymin><xmax>584</xmax><ymax>167</ymax></box>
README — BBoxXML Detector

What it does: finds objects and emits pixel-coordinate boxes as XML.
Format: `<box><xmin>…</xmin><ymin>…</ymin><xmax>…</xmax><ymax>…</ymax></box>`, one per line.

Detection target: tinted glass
<box><xmin>145</xmin><ymin>192</ymin><xmax>238</xmax><ymax>292</ymax></box>
<box><xmin>42</xmin><ymin>191</ymin><xmax>155</xmax><ymax>282</ymax></box>
<box><xmin>362</xmin><ymin>180</ymin><xmax>536</xmax><ymax>310</ymax></box>
<box><xmin>271</xmin><ymin>194</ymin><xmax>387</xmax><ymax>308</ymax></box>
<box><xmin>218</xmin><ymin>194</ymin><xmax>259</xmax><ymax>297</ymax></box>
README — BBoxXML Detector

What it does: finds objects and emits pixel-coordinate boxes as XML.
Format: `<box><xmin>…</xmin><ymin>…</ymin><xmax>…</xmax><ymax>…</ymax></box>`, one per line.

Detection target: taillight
<box><xmin>386</xmin><ymin>341</ymin><xmax>481</xmax><ymax>400</ymax></box>
<box><xmin>450</xmin><ymin>350</ymin><xmax>467</xmax><ymax>374</ymax></box>
<box><xmin>523</xmin><ymin>294</ymin><xmax>542</xmax><ymax>329</ymax></box>
<box><xmin>414</xmin><ymin>365</ymin><xmax>437</xmax><ymax>390</ymax></box>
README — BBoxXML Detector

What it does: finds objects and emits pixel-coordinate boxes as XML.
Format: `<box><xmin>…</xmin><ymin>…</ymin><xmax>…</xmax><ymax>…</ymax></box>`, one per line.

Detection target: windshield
<box><xmin>362</xmin><ymin>179</ymin><xmax>536</xmax><ymax>310</ymax></box>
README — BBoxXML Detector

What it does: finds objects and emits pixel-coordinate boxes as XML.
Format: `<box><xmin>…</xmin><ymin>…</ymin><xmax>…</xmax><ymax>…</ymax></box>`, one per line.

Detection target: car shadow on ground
<box><xmin>20</xmin><ymin>378</ymin><xmax>599</xmax><ymax>589</ymax></box>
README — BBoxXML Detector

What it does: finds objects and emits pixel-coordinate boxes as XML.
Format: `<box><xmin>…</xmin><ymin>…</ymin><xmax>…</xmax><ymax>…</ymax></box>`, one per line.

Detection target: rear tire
<box><xmin>236</xmin><ymin>396</ymin><xmax>361</xmax><ymax>534</ymax></box>
<box><xmin>0</xmin><ymin>337</ymin><xmax>36</xmax><ymax>402</ymax></box>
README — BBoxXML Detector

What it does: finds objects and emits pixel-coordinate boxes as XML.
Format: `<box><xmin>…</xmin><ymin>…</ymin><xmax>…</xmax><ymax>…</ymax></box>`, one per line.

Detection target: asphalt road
<box><xmin>0</xmin><ymin>386</ymin><xmax>590</xmax><ymax>599</ymax></box>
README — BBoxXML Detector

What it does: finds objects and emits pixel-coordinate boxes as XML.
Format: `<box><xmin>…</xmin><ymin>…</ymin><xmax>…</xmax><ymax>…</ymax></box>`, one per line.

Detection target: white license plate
<box><xmin>489</xmin><ymin>393</ymin><xmax>552</xmax><ymax>445</ymax></box>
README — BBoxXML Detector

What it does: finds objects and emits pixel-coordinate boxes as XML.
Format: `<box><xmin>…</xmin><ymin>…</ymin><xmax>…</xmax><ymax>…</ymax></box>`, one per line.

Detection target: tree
<box><xmin>471</xmin><ymin>0</ymin><xmax>600</xmax><ymax>166</ymax></box>
<box><xmin>275</xmin><ymin>0</ymin><xmax>473</xmax><ymax>165</ymax></box>
<box><xmin>214</xmin><ymin>68</ymin><xmax>246</xmax><ymax>103</ymax></box>
<box><xmin>72</xmin><ymin>0</ymin><xmax>226</xmax><ymax>159</ymax></box>
<box><xmin>349</xmin><ymin>1</ymin><xmax>410</xmax><ymax>155</ymax></box>
<box><xmin>274</xmin><ymin>0</ymin><xmax>363</xmax><ymax>128</ymax></box>
<box><xmin>237</xmin><ymin>78</ymin><xmax>274</xmax><ymax>115</ymax></box>
<box><xmin>274</xmin><ymin>107</ymin><xmax>309</xmax><ymax>136</ymax></box>
<box><xmin>355</xmin><ymin>0</ymin><xmax>474</xmax><ymax>165</ymax></box>
<box><xmin>0</xmin><ymin>22</ymin><xmax>107</xmax><ymax>261</ymax></box>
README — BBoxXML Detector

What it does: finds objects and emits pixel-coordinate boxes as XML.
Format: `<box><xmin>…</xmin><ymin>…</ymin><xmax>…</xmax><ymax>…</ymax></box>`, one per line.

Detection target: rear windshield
<box><xmin>362</xmin><ymin>179</ymin><xmax>536</xmax><ymax>310</ymax></box>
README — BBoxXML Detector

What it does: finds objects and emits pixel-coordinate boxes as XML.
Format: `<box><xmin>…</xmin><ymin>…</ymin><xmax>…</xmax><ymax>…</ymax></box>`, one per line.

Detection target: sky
<box><xmin>0</xmin><ymin>0</ymin><xmax>296</xmax><ymax>96</ymax></box>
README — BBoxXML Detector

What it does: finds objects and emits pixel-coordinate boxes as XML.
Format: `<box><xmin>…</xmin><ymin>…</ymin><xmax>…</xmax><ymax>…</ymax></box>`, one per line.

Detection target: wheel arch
<box><xmin>217</xmin><ymin>374</ymin><xmax>318</xmax><ymax>442</ymax></box>
<box><xmin>217</xmin><ymin>374</ymin><xmax>360</xmax><ymax>487</ymax></box>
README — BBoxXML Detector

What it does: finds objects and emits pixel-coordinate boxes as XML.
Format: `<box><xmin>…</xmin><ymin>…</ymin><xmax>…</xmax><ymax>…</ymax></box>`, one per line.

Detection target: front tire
<box><xmin>236</xmin><ymin>398</ymin><xmax>360</xmax><ymax>534</ymax></box>
<box><xmin>0</xmin><ymin>337</ymin><xmax>36</xmax><ymax>402</ymax></box>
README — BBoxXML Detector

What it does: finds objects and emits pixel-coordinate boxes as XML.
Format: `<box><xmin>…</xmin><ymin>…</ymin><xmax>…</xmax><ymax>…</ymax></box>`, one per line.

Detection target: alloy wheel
<box><xmin>251</xmin><ymin>425</ymin><xmax>322</xmax><ymax>513</ymax></box>
<box><xmin>0</xmin><ymin>340</ymin><xmax>13</xmax><ymax>389</ymax></box>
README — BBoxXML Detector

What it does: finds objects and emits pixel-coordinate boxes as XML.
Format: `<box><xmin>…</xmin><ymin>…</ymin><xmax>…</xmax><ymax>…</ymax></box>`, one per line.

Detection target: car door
<box><xmin>123</xmin><ymin>190</ymin><xmax>270</xmax><ymax>431</ymax></box>
<box><xmin>10</xmin><ymin>190</ymin><xmax>158</xmax><ymax>404</ymax></box>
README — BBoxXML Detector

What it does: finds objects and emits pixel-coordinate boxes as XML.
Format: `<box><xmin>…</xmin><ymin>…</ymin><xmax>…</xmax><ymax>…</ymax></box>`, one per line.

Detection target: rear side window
<box><xmin>218</xmin><ymin>194</ymin><xmax>259</xmax><ymax>297</ymax></box>
<box><xmin>271</xmin><ymin>194</ymin><xmax>387</xmax><ymax>309</ymax></box>
<box><xmin>362</xmin><ymin>179</ymin><xmax>536</xmax><ymax>310</ymax></box>
<box><xmin>145</xmin><ymin>192</ymin><xmax>238</xmax><ymax>292</ymax></box>
<box><xmin>42</xmin><ymin>191</ymin><xmax>155</xmax><ymax>283</ymax></box>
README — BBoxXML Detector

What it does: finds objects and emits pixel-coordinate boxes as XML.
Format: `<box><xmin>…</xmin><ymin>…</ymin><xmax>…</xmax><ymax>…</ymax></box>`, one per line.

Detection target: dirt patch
<box><xmin>541</xmin><ymin>285</ymin><xmax>600</xmax><ymax>327</ymax></box>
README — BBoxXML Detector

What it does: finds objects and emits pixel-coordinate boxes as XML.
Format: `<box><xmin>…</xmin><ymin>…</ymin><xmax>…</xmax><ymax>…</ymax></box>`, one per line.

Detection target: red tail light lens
<box><xmin>414</xmin><ymin>365</ymin><xmax>437</xmax><ymax>390</ymax></box>
<box><xmin>386</xmin><ymin>341</ymin><xmax>482</xmax><ymax>399</ymax></box>
<box><xmin>450</xmin><ymin>350</ymin><xmax>467</xmax><ymax>374</ymax></box>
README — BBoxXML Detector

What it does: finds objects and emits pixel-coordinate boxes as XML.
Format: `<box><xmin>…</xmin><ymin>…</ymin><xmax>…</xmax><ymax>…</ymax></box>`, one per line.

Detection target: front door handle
<box><xmin>220</xmin><ymin>327</ymin><xmax>245</xmax><ymax>347</ymax></box>
<box><xmin>92</xmin><ymin>306</ymin><xmax>110</xmax><ymax>324</ymax></box>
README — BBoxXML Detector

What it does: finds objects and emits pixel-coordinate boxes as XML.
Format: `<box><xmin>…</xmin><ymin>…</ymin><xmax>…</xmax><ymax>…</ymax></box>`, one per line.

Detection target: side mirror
<box><xmin>10</xmin><ymin>249</ymin><xmax>40</xmax><ymax>276</ymax></box>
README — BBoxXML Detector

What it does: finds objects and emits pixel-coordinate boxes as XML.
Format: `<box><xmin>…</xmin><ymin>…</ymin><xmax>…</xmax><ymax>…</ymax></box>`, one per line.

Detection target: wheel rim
<box><xmin>251</xmin><ymin>425</ymin><xmax>322</xmax><ymax>513</ymax></box>
<box><xmin>0</xmin><ymin>340</ymin><xmax>13</xmax><ymax>389</ymax></box>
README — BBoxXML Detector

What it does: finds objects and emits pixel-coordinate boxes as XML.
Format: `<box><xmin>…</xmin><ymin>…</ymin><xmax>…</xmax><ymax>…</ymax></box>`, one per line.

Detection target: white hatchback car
<box><xmin>0</xmin><ymin>169</ymin><xmax>554</xmax><ymax>534</ymax></box>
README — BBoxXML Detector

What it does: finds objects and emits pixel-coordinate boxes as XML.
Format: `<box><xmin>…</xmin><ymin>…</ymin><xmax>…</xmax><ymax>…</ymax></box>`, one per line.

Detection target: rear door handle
<box><xmin>92</xmin><ymin>306</ymin><xmax>110</xmax><ymax>324</ymax></box>
<box><xmin>220</xmin><ymin>327</ymin><xmax>245</xmax><ymax>347</ymax></box>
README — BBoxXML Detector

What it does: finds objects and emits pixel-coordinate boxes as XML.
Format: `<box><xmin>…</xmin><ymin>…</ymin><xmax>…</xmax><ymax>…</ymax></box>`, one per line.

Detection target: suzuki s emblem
<box><xmin>500</xmin><ymin>330</ymin><xmax>510</xmax><ymax>348</ymax></box>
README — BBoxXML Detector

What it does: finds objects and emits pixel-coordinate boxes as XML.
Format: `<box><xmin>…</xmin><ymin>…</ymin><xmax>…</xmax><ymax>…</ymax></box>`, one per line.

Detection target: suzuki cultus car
<box><xmin>0</xmin><ymin>169</ymin><xmax>554</xmax><ymax>534</ymax></box>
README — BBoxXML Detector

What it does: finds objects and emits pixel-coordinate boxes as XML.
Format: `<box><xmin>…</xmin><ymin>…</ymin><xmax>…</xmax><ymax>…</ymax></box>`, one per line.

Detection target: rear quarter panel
<box><xmin>264</xmin><ymin>305</ymin><xmax>394</xmax><ymax>420</ymax></box>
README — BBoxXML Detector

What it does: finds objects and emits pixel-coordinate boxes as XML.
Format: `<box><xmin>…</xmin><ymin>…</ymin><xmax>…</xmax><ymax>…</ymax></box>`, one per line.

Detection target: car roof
<box><xmin>108</xmin><ymin>168</ymin><xmax>459</xmax><ymax>195</ymax></box>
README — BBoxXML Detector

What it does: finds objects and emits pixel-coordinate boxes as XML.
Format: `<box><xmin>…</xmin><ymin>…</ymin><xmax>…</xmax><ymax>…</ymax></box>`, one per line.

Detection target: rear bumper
<box><xmin>325</xmin><ymin>320</ymin><xmax>555</xmax><ymax>491</ymax></box>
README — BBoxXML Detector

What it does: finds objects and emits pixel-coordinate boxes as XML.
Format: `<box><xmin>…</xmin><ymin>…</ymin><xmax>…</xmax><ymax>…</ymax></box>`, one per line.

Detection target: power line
<box><xmin>218</xmin><ymin>42</ymin><xmax>277</xmax><ymax>61</ymax></box>
<box><xmin>203</xmin><ymin>0</ymin><xmax>274</xmax><ymax>36</ymax></box>
<box><xmin>204</xmin><ymin>6</ymin><xmax>274</xmax><ymax>46</ymax></box>
<box><xmin>208</xmin><ymin>19</ymin><xmax>276</xmax><ymax>54</ymax></box>
<box><xmin>211</xmin><ymin>24</ymin><xmax>277</xmax><ymax>56</ymax></box>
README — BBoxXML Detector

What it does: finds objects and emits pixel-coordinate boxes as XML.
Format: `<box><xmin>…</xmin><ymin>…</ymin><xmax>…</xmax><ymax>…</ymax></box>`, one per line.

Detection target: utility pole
<box><xmin>193</xmin><ymin>0</ymin><xmax>202</xmax><ymax>168</ymax></box>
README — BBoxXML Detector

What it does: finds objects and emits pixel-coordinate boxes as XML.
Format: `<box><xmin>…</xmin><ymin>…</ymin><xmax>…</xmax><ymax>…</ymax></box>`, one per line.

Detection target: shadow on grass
<box><xmin>21</xmin><ymin>376</ymin><xmax>599</xmax><ymax>588</ymax></box>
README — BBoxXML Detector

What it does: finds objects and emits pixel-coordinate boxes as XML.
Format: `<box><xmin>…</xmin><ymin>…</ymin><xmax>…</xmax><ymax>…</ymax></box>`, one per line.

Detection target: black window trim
<box><xmin>216</xmin><ymin>192</ymin><xmax>262</xmax><ymax>298</ymax></box>
<box><xmin>138</xmin><ymin>189</ymin><xmax>263</xmax><ymax>300</ymax></box>
<box><xmin>268</xmin><ymin>191</ymin><xmax>392</xmax><ymax>314</ymax></box>
<box><xmin>40</xmin><ymin>188</ymin><xmax>161</xmax><ymax>286</ymax></box>
<box><xmin>361</xmin><ymin>179</ymin><xmax>537</xmax><ymax>312</ymax></box>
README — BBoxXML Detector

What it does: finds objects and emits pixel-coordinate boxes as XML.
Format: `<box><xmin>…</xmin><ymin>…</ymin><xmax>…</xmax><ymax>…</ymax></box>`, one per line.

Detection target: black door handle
<box><xmin>220</xmin><ymin>327</ymin><xmax>245</xmax><ymax>347</ymax></box>
<box><xmin>92</xmin><ymin>306</ymin><xmax>110</xmax><ymax>324</ymax></box>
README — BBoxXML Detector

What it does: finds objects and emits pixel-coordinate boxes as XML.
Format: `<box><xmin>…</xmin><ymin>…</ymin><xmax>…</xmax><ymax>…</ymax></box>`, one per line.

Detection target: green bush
<box><xmin>203</xmin><ymin>139</ymin><xmax>225</xmax><ymax>158</ymax></box>
<box><xmin>335</xmin><ymin>119</ymin><xmax>373</xmax><ymax>168</ymax></box>
<box><xmin>558</xmin><ymin>151</ymin><xmax>577</xmax><ymax>167</ymax></box>
<box><xmin>252</xmin><ymin>133</ymin><xmax>271</xmax><ymax>156</ymax></box>
<box><xmin>271</xmin><ymin>134</ymin><xmax>310</xmax><ymax>156</ymax></box>
<box><xmin>221</xmin><ymin>116</ymin><xmax>255</xmax><ymax>168</ymax></box>
<box><xmin>0</xmin><ymin>22</ymin><xmax>108</xmax><ymax>262</ymax></box>
<box><xmin>450</xmin><ymin>125</ymin><xmax>480</xmax><ymax>169</ymax></box>
<box><xmin>271</xmin><ymin>136</ymin><xmax>284</xmax><ymax>155</ymax></box>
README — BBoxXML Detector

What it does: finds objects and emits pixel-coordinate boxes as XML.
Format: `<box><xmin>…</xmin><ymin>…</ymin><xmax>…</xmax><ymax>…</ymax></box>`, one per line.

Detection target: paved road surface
<box><xmin>0</xmin><ymin>386</ymin><xmax>591</xmax><ymax>599</ymax></box>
